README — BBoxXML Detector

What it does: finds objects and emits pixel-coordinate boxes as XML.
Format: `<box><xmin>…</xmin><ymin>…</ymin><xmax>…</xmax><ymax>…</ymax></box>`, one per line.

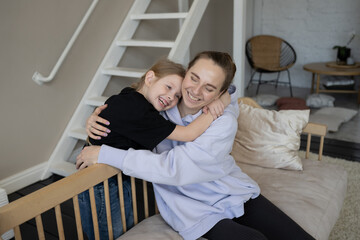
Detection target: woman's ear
<box><xmin>144</xmin><ymin>70</ymin><xmax>156</xmax><ymax>87</ymax></box>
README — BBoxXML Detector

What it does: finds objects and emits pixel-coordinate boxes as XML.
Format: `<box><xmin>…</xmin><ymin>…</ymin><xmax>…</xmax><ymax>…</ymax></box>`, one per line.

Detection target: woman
<box><xmin>77</xmin><ymin>51</ymin><xmax>315</xmax><ymax>240</ymax></box>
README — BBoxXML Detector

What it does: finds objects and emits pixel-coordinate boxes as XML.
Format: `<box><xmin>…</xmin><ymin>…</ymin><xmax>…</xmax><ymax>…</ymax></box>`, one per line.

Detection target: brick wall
<box><xmin>252</xmin><ymin>0</ymin><xmax>360</xmax><ymax>88</ymax></box>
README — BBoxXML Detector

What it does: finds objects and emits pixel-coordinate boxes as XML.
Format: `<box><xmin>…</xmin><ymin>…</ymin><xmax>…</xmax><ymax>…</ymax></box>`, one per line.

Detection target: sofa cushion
<box><xmin>306</xmin><ymin>94</ymin><xmax>335</xmax><ymax>108</ymax></box>
<box><xmin>118</xmin><ymin>215</ymin><xmax>182</xmax><ymax>240</ymax></box>
<box><xmin>309</xmin><ymin>107</ymin><xmax>358</xmax><ymax>132</ymax></box>
<box><xmin>118</xmin><ymin>214</ymin><xmax>206</xmax><ymax>240</ymax></box>
<box><xmin>276</xmin><ymin>97</ymin><xmax>309</xmax><ymax>110</ymax></box>
<box><xmin>237</xmin><ymin>156</ymin><xmax>347</xmax><ymax>240</ymax></box>
<box><xmin>232</xmin><ymin>102</ymin><xmax>309</xmax><ymax>170</ymax></box>
<box><xmin>252</xmin><ymin>94</ymin><xmax>280</xmax><ymax>107</ymax></box>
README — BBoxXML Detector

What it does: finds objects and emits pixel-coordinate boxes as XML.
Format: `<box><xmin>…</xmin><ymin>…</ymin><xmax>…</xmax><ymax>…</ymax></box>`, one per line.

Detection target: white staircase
<box><xmin>41</xmin><ymin>0</ymin><xmax>209</xmax><ymax>178</ymax></box>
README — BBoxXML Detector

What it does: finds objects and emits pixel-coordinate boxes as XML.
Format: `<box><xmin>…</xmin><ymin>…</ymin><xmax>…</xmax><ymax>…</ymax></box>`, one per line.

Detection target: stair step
<box><xmin>116</xmin><ymin>40</ymin><xmax>175</xmax><ymax>48</ymax></box>
<box><xmin>50</xmin><ymin>161</ymin><xmax>77</xmax><ymax>177</ymax></box>
<box><xmin>102</xmin><ymin>67</ymin><xmax>146</xmax><ymax>78</ymax></box>
<box><xmin>131</xmin><ymin>12</ymin><xmax>187</xmax><ymax>20</ymax></box>
<box><xmin>85</xmin><ymin>96</ymin><xmax>108</xmax><ymax>107</ymax></box>
<box><xmin>68</xmin><ymin>128</ymin><xmax>87</xmax><ymax>141</ymax></box>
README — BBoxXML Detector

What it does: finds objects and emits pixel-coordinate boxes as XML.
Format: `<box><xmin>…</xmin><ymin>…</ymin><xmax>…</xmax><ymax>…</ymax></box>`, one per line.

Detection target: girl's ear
<box><xmin>144</xmin><ymin>70</ymin><xmax>156</xmax><ymax>87</ymax></box>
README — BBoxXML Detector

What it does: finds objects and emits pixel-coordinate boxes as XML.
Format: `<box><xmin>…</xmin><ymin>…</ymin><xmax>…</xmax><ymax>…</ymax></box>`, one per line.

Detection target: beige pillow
<box><xmin>232</xmin><ymin>102</ymin><xmax>310</xmax><ymax>170</ymax></box>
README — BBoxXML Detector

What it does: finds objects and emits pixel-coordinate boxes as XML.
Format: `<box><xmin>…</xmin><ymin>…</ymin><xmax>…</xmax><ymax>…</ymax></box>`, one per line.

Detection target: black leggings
<box><xmin>203</xmin><ymin>194</ymin><xmax>315</xmax><ymax>240</ymax></box>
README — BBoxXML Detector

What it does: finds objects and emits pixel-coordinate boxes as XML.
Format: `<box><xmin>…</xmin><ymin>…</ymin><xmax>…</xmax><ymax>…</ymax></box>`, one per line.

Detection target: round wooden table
<box><xmin>303</xmin><ymin>62</ymin><xmax>360</xmax><ymax>103</ymax></box>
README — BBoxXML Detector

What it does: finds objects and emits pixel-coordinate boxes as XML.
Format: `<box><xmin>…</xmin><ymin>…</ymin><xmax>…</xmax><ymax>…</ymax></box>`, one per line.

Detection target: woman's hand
<box><xmin>86</xmin><ymin>104</ymin><xmax>111</xmax><ymax>140</ymax></box>
<box><xmin>76</xmin><ymin>146</ymin><xmax>101</xmax><ymax>170</ymax></box>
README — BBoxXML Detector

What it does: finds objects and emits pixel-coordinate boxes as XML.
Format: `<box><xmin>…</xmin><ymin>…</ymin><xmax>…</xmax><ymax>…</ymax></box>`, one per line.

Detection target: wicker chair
<box><xmin>245</xmin><ymin>35</ymin><xmax>296</xmax><ymax>96</ymax></box>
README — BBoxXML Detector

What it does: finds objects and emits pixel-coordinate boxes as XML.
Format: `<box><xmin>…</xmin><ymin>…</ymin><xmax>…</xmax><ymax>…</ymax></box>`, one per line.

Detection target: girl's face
<box><xmin>146</xmin><ymin>73</ymin><xmax>183</xmax><ymax>111</ymax></box>
<box><xmin>180</xmin><ymin>58</ymin><xmax>225</xmax><ymax>115</ymax></box>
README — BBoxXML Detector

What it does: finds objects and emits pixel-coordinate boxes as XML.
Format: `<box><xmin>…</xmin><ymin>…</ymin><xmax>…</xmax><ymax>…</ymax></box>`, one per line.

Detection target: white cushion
<box><xmin>237</xmin><ymin>155</ymin><xmax>347</xmax><ymax>240</ymax></box>
<box><xmin>306</xmin><ymin>94</ymin><xmax>335</xmax><ymax>108</ymax></box>
<box><xmin>309</xmin><ymin>107</ymin><xmax>357</xmax><ymax>132</ymax></box>
<box><xmin>118</xmin><ymin>215</ymin><xmax>182</xmax><ymax>240</ymax></box>
<box><xmin>232</xmin><ymin>102</ymin><xmax>309</xmax><ymax>170</ymax></box>
<box><xmin>252</xmin><ymin>94</ymin><xmax>280</xmax><ymax>107</ymax></box>
<box><xmin>118</xmin><ymin>214</ymin><xmax>206</xmax><ymax>240</ymax></box>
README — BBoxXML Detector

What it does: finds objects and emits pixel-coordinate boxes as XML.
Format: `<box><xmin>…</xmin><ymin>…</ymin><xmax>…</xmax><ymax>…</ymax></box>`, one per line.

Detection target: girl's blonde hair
<box><xmin>132</xmin><ymin>58</ymin><xmax>186</xmax><ymax>90</ymax></box>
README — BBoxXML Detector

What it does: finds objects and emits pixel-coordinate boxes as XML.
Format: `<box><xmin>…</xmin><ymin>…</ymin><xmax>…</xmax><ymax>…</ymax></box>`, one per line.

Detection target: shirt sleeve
<box><xmin>98</xmin><ymin>96</ymin><xmax>240</xmax><ymax>186</ymax></box>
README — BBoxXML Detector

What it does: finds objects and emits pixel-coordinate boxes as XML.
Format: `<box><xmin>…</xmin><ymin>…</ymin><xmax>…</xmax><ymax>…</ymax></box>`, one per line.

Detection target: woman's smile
<box><xmin>185</xmin><ymin>90</ymin><xmax>201</xmax><ymax>102</ymax></box>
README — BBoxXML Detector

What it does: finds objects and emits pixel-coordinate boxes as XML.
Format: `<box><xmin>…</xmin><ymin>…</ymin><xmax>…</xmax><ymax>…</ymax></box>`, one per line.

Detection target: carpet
<box><xmin>299</xmin><ymin>151</ymin><xmax>360</xmax><ymax>240</ymax></box>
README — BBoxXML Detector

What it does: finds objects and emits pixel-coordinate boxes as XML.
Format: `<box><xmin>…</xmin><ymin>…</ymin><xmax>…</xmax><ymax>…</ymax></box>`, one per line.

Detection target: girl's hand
<box><xmin>86</xmin><ymin>104</ymin><xmax>111</xmax><ymax>140</ymax></box>
<box><xmin>76</xmin><ymin>146</ymin><xmax>101</xmax><ymax>170</ymax></box>
<box><xmin>202</xmin><ymin>91</ymin><xmax>231</xmax><ymax>120</ymax></box>
<box><xmin>203</xmin><ymin>99</ymin><xmax>225</xmax><ymax>120</ymax></box>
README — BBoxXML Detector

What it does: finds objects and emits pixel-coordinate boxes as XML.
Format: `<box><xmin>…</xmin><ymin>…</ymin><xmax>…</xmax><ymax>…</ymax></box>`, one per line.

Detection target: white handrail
<box><xmin>32</xmin><ymin>0</ymin><xmax>99</xmax><ymax>85</ymax></box>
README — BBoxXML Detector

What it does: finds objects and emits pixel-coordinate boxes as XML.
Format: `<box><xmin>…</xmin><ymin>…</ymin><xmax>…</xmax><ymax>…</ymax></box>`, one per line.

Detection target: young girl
<box><xmin>77</xmin><ymin>58</ymin><xmax>230</xmax><ymax>240</ymax></box>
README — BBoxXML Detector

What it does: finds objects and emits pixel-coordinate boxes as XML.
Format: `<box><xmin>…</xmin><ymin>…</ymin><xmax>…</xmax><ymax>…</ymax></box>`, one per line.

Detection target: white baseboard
<box><xmin>0</xmin><ymin>162</ymin><xmax>52</xmax><ymax>194</ymax></box>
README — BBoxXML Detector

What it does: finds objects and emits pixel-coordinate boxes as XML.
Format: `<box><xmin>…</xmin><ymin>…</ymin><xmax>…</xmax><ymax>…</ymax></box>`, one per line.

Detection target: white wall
<box><xmin>251</xmin><ymin>0</ymin><xmax>360</xmax><ymax>88</ymax></box>
<box><xmin>0</xmin><ymin>0</ymin><xmax>234</xmax><ymax>193</ymax></box>
<box><xmin>0</xmin><ymin>0</ymin><xmax>134</xmax><ymax>191</ymax></box>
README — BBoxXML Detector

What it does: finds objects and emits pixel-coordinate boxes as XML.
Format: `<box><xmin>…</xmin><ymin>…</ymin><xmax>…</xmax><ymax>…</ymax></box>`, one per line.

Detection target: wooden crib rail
<box><xmin>0</xmin><ymin>164</ymin><xmax>154</xmax><ymax>240</ymax></box>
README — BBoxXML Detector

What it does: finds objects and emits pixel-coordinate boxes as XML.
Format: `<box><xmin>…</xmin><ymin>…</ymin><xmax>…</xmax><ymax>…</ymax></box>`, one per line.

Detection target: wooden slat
<box><xmin>319</xmin><ymin>136</ymin><xmax>325</xmax><ymax>161</ymax></box>
<box><xmin>35</xmin><ymin>215</ymin><xmax>45</xmax><ymax>240</ymax></box>
<box><xmin>89</xmin><ymin>187</ymin><xmax>100</xmax><ymax>240</ymax></box>
<box><xmin>14</xmin><ymin>226</ymin><xmax>21</xmax><ymax>240</ymax></box>
<box><xmin>117</xmin><ymin>173</ymin><xmax>127</xmax><ymax>233</ymax></box>
<box><xmin>55</xmin><ymin>205</ymin><xmax>65</xmax><ymax>240</ymax></box>
<box><xmin>306</xmin><ymin>133</ymin><xmax>312</xmax><ymax>159</ymax></box>
<box><xmin>73</xmin><ymin>195</ymin><xmax>84</xmax><ymax>240</ymax></box>
<box><xmin>103</xmin><ymin>179</ymin><xmax>113</xmax><ymax>240</ymax></box>
<box><xmin>130</xmin><ymin>177</ymin><xmax>138</xmax><ymax>225</ymax></box>
<box><xmin>155</xmin><ymin>200</ymin><xmax>159</xmax><ymax>214</ymax></box>
<box><xmin>143</xmin><ymin>180</ymin><xmax>149</xmax><ymax>218</ymax></box>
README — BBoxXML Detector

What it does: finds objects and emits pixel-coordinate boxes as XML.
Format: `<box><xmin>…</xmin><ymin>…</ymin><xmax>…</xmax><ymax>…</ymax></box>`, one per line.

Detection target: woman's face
<box><xmin>180</xmin><ymin>58</ymin><xmax>225</xmax><ymax>115</ymax></box>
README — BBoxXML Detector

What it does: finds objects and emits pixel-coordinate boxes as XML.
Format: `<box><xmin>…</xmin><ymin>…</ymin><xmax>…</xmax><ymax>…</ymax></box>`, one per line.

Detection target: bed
<box><xmin>0</xmin><ymin>98</ymin><xmax>347</xmax><ymax>240</ymax></box>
